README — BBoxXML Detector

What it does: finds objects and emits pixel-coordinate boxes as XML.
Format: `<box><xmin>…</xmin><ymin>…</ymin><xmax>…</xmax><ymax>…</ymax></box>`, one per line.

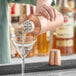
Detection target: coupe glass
<box><xmin>12</xmin><ymin>34</ymin><xmax>36</xmax><ymax>76</ymax></box>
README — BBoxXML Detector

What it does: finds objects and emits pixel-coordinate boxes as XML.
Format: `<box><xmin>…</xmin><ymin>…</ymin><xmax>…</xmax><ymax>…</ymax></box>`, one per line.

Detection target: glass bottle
<box><xmin>56</xmin><ymin>0</ymin><xmax>74</xmax><ymax>55</ymax></box>
<box><xmin>74</xmin><ymin>0</ymin><xmax>76</xmax><ymax>53</ymax></box>
<box><xmin>10</xmin><ymin>3</ymin><xmax>21</xmax><ymax>58</ymax></box>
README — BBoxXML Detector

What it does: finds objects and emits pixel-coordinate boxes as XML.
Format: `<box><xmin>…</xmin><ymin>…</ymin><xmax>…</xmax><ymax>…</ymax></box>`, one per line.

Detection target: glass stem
<box><xmin>22</xmin><ymin>57</ymin><xmax>25</xmax><ymax>76</ymax></box>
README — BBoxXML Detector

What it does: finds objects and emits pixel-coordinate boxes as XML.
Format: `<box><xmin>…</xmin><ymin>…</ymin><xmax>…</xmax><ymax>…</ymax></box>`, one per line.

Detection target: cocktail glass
<box><xmin>12</xmin><ymin>35</ymin><xmax>36</xmax><ymax>76</ymax></box>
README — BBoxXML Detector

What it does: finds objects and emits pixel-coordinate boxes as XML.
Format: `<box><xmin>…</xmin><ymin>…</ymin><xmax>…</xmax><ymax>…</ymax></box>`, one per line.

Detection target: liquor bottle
<box><xmin>74</xmin><ymin>0</ymin><xmax>76</xmax><ymax>53</ymax></box>
<box><xmin>11</xmin><ymin>3</ymin><xmax>21</xmax><ymax>58</ymax></box>
<box><xmin>55</xmin><ymin>0</ymin><xmax>74</xmax><ymax>55</ymax></box>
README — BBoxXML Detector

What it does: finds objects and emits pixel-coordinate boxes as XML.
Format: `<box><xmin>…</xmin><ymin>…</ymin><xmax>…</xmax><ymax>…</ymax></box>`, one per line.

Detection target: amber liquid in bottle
<box><xmin>37</xmin><ymin>32</ymin><xmax>50</xmax><ymax>56</ymax></box>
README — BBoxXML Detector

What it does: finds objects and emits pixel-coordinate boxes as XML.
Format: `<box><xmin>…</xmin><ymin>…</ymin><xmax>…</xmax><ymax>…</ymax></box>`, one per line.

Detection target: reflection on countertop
<box><xmin>3</xmin><ymin>69</ymin><xmax>76</xmax><ymax>76</ymax></box>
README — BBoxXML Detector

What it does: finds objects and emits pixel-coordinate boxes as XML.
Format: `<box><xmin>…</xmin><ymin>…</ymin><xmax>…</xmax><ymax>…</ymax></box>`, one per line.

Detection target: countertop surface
<box><xmin>3</xmin><ymin>69</ymin><xmax>76</xmax><ymax>76</ymax></box>
<box><xmin>1</xmin><ymin>55</ymin><xmax>76</xmax><ymax>76</ymax></box>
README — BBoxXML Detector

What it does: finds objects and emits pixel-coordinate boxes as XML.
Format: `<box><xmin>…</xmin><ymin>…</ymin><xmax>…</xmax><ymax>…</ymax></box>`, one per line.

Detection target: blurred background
<box><xmin>8</xmin><ymin>0</ymin><xmax>76</xmax><ymax>59</ymax></box>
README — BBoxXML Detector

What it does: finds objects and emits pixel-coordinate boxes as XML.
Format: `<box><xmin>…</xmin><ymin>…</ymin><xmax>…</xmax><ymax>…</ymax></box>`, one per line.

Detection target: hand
<box><xmin>35</xmin><ymin>0</ymin><xmax>56</xmax><ymax>21</ymax></box>
<box><xmin>37</xmin><ymin>5</ymin><xmax>57</xmax><ymax>21</ymax></box>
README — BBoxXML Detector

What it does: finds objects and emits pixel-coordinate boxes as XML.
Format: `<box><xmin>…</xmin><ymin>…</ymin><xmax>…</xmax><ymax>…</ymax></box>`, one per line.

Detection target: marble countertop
<box><xmin>3</xmin><ymin>69</ymin><xmax>76</xmax><ymax>76</ymax></box>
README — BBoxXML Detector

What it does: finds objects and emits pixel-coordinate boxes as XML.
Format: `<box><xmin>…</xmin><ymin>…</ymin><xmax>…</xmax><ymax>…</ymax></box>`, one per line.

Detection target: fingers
<box><xmin>38</xmin><ymin>7</ymin><xmax>50</xmax><ymax>19</ymax></box>
<box><xmin>43</xmin><ymin>5</ymin><xmax>53</xmax><ymax>21</ymax></box>
<box><xmin>51</xmin><ymin>7</ymin><xmax>57</xmax><ymax>20</ymax></box>
<box><xmin>43</xmin><ymin>5</ymin><xmax>57</xmax><ymax>21</ymax></box>
<box><xmin>36</xmin><ymin>4</ymin><xmax>57</xmax><ymax>21</ymax></box>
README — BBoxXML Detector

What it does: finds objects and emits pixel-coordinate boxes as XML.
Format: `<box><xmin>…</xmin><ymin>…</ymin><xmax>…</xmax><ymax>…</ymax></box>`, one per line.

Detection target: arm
<box><xmin>8</xmin><ymin>0</ymin><xmax>37</xmax><ymax>5</ymax></box>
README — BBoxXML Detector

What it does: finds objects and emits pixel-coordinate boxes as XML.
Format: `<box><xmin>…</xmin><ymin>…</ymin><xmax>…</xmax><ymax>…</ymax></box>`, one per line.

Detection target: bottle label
<box><xmin>56</xmin><ymin>39</ymin><xmax>73</xmax><ymax>47</ymax></box>
<box><xmin>56</xmin><ymin>15</ymin><xmax>74</xmax><ymax>47</ymax></box>
<box><xmin>56</xmin><ymin>25</ymin><xmax>74</xmax><ymax>38</ymax></box>
<box><xmin>23</xmin><ymin>20</ymin><xmax>35</xmax><ymax>33</ymax></box>
<box><xmin>11</xmin><ymin>3</ymin><xmax>20</xmax><ymax>16</ymax></box>
<box><xmin>56</xmin><ymin>15</ymin><xmax>74</xmax><ymax>38</ymax></box>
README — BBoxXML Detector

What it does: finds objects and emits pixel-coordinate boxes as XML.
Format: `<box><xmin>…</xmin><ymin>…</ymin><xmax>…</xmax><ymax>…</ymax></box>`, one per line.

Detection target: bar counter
<box><xmin>1</xmin><ymin>54</ymin><xmax>76</xmax><ymax>76</ymax></box>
